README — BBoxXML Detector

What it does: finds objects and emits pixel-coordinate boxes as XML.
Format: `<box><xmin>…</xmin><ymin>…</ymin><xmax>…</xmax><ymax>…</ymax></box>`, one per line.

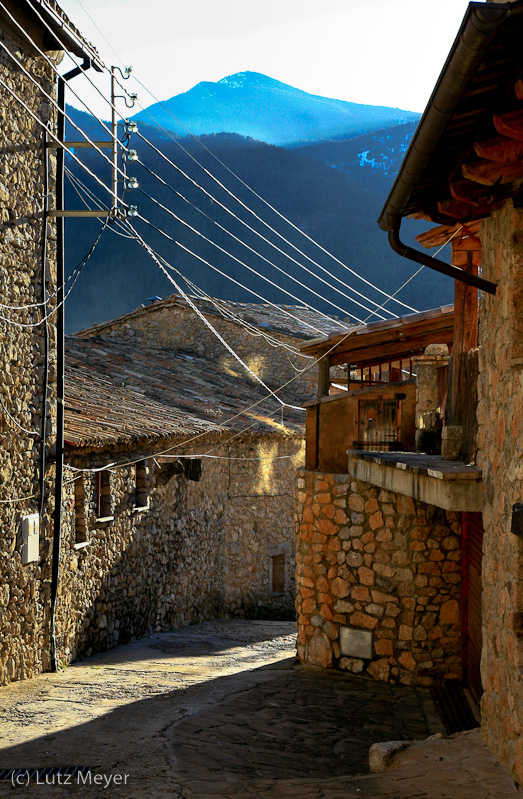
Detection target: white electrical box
<box><xmin>21</xmin><ymin>514</ymin><xmax>40</xmax><ymax>565</ymax></box>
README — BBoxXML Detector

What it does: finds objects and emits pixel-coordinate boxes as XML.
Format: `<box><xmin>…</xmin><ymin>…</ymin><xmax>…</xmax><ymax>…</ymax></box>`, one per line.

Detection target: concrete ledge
<box><xmin>348</xmin><ymin>452</ymin><xmax>483</xmax><ymax>512</ymax></box>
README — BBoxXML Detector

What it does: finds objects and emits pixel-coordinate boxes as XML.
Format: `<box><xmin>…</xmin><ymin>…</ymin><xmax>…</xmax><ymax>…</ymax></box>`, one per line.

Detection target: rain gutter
<box><xmin>377</xmin><ymin>2</ymin><xmax>523</xmax><ymax>293</ymax></box>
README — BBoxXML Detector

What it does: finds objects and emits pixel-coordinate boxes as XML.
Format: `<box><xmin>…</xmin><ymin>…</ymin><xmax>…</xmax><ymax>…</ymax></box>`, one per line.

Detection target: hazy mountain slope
<box><xmin>293</xmin><ymin>121</ymin><xmax>419</xmax><ymax>177</ymax></box>
<box><xmin>131</xmin><ymin>72</ymin><xmax>420</xmax><ymax>147</ymax></box>
<box><xmin>63</xmin><ymin>110</ymin><xmax>450</xmax><ymax>334</ymax></box>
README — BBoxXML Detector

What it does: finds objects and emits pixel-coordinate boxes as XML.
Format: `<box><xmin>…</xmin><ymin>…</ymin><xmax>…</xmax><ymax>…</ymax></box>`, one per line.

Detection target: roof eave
<box><xmin>378</xmin><ymin>1</ymin><xmax>514</xmax><ymax>232</ymax></box>
<box><xmin>25</xmin><ymin>0</ymin><xmax>104</xmax><ymax>70</ymax></box>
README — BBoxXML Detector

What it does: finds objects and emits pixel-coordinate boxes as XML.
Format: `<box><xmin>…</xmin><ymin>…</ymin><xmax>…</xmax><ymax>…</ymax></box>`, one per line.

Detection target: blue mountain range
<box><xmin>132</xmin><ymin>71</ymin><xmax>420</xmax><ymax>147</ymax></box>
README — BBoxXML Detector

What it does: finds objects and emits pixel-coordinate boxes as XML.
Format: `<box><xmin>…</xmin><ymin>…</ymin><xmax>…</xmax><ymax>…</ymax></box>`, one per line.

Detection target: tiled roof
<box><xmin>78</xmin><ymin>294</ymin><xmax>347</xmax><ymax>342</ymax></box>
<box><xmin>65</xmin><ymin>336</ymin><xmax>305</xmax><ymax>448</ymax></box>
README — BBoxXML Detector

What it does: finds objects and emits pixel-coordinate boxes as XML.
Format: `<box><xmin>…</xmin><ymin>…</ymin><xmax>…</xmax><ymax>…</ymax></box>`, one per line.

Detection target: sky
<box><xmin>57</xmin><ymin>0</ymin><xmax>474</xmax><ymax>121</ymax></box>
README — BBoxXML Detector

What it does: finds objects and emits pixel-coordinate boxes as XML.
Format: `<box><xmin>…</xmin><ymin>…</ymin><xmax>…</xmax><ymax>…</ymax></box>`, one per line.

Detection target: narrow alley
<box><xmin>0</xmin><ymin>621</ymin><xmax>516</xmax><ymax>798</ymax></box>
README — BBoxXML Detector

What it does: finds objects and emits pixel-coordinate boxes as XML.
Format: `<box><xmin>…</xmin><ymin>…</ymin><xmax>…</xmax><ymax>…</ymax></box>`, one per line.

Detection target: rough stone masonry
<box><xmin>295</xmin><ymin>469</ymin><xmax>462</xmax><ymax>685</ymax></box>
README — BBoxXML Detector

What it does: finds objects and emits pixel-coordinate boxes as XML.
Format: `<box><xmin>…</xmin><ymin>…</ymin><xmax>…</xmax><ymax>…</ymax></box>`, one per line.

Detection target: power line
<box><xmin>362</xmin><ymin>226</ymin><xmax>464</xmax><ymax>323</ymax></box>
<box><xmin>137</xmin><ymin>158</ymin><xmax>380</xmax><ymax>322</ymax></box>
<box><xmin>130</xmin><ymin>83</ymin><xmax>418</xmax><ymax>315</ymax></box>
<box><xmin>125</xmin><ymin>220</ymin><xmax>306</xmax><ymax>412</ymax></box>
<box><xmin>136</xmin><ymin>212</ymin><xmax>340</xmax><ymax>335</ymax></box>
<box><xmin>63</xmin><ymin>168</ymin><xmax>322</xmax><ymax>350</ymax></box>
<box><xmin>0</xmin><ymin>221</ymin><xmax>109</xmax><ymax>328</ymax></box>
<box><xmin>21</xmin><ymin>0</ymin><xmax>415</xmax><ymax>319</ymax></box>
<box><xmin>2</xmin><ymin>8</ymin><xmax>377</xmax><ymax>327</ymax></box>
<box><xmin>137</xmin><ymin>185</ymin><xmax>363</xmax><ymax>324</ymax></box>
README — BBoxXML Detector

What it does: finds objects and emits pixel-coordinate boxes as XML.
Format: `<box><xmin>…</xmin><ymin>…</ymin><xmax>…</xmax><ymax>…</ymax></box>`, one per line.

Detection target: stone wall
<box><xmin>295</xmin><ymin>468</ymin><xmax>462</xmax><ymax>686</ymax></box>
<box><xmin>0</xmin><ymin>19</ymin><xmax>59</xmax><ymax>683</ymax></box>
<box><xmin>477</xmin><ymin>200</ymin><xmax>523</xmax><ymax>782</ymax></box>
<box><xmin>79</xmin><ymin>298</ymin><xmax>317</xmax><ymax>401</ymax></box>
<box><xmin>53</xmin><ymin>432</ymin><xmax>303</xmax><ymax>664</ymax></box>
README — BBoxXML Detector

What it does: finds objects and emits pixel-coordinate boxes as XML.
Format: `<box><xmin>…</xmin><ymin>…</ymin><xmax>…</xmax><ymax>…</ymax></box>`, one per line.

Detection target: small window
<box><xmin>74</xmin><ymin>477</ymin><xmax>88</xmax><ymax>545</ymax></box>
<box><xmin>271</xmin><ymin>553</ymin><xmax>286</xmax><ymax>594</ymax></box>
<box><xmin>95</xmin><ymin>470</ymin><xmax>112</xmax><ymax>520</ymax></box>
<box><xmin>134</xmin><ymin>461</ymin><xmax>149</xmax><ymax>510</ymax></box>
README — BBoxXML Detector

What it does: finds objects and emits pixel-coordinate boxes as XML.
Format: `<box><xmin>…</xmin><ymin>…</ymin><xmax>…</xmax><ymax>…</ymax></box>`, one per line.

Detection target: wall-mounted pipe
<box><xmin>387</xmin><ymin>215</ymin><xmax>497</xmax><ymax>296</ymax></box>
<box><xmin>50</xmin><ymin>57</ymin><xmax>92</xmax><ymax>673</ymax></box>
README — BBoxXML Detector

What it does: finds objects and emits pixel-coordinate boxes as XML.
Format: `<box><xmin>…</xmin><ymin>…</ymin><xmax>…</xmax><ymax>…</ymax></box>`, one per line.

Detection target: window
<box><xmin>95</xmin><ymin>470</ymin><xmax>112</xmax><ymax>520</ymax></box>
<box><xmin>356</xmin><ymin>397</ymin><xmax>402</xmax><ymax>450</ymax></box>
<box><xmin>270</xmin><ymin>553</ymin><xmax>286</xmax><ymax>594</ymax></box>
<box><xmin>74</xmin><ymin>477</ymin><xmax>88</xmax><ymax>545</ymax></box>
<box><xmin>133</xmin><ymin>461</ymin><xmax>149</xmax><ymax>510</ymax></box>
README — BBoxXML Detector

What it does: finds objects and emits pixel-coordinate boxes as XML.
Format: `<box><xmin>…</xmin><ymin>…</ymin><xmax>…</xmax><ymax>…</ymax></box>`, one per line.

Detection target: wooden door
<box><xmin>462</xmin><ymin>511</ymin><xmax>484</xmax><ymax>704</ymax></box>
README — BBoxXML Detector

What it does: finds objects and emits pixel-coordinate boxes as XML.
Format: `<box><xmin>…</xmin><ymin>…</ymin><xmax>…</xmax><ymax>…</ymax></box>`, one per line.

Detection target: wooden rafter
<box><xmin>462</xmin><ymin>159</ymin><xmax>523</xmax><ymax>186</ymax></box>
<box><xmin>300</xmin><ymin>308</ymin><xmax>455</xmax><ymax>368</ymax></box>
<box><xmin>474</xmin><ymin>135</ymin><xmax>523</xmax><ymax>163</ymax></box>
<box><xmin>493</xmin><ymin>110</ymin><xmax>523</xmax><ymax>142</ymax></box>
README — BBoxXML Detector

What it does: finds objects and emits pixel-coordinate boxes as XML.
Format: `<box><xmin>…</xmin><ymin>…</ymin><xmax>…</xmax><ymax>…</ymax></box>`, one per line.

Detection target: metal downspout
<box><xmin>50</xmin><ymin>58</ymin><xmax>92</xmax><ymax>672</ymax></box>
<box><xmin>387</xmin><ymin>215</ymin><xmax>497</xmax><ymax>296</ymax></box>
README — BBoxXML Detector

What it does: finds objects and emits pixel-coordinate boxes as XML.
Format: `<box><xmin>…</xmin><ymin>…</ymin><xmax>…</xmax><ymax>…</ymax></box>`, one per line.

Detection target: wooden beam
<box><xmin>416</xmin><ymin>221</ymin><xmax>482</xmax><ymax>250</ymax></box>
<box><xmin>474</xmin><ymin>135</ymin><xmax>523</xmax><ymax>163</ymax></box>
<box><xmin>493</xmin><ymin>110</ymin><xmax>523</xmax><ymax>141</ymax></box>
<box><xmin>462</xmin><ymin>158</ymin><xmax>523</xmax><ymax>186</ymax></box>
<box><xmin>437</xmin><ymin>197</ymin><xmax>491</xmax><ymax>219</ymax></box>
<box><xmin>449</xmin><ymin>180</ymin><xmax>492</xmax><ymax>206</ymax></box>
<box><xmin>329</xmin><ymin>328</ymin><xmax>454</xmax><ymax>368</ymax></box>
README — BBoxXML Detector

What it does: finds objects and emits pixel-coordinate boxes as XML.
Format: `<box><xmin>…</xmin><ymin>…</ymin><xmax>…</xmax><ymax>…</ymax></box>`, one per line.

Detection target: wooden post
<box><xmin>449</xmin><ymin>235</ymin><xmax>481</xmax><ymax>427</ymax></box>
<box><xmin>317</xmin><ymin>356</ymin><xmax>330</xmax><ymax>398</ymax></box>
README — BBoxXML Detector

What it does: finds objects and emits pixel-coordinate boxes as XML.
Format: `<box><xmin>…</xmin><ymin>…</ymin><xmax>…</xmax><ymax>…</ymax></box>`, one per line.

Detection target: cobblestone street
<box><xmin>0</xmin><ymin>621</ymin><xmax>517</xmax><ymax>798</ymax></box>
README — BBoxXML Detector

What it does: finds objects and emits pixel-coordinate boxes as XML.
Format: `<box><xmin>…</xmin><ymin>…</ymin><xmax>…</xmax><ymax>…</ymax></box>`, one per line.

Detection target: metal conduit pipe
<box><xmin>387</xmin><ymin>215</ymin><xmax>497</xmax><ymax>296</ymax></box>
<box><xmin>50</xmin><ymin>57</ymin><xmax>93</xmax><ymax>673</ymax></box>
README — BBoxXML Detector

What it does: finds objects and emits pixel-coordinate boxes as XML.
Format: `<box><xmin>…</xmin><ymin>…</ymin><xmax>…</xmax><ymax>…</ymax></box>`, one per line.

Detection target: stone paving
<box><xmin>0</xmin><ymin>620</ymin><xmax>518</xmax><ymax>798</ymax></box>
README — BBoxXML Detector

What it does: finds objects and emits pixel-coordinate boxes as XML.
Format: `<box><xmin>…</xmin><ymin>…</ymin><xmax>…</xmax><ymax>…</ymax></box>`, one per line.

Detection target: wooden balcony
<box><xmin>305</xmin><ymin>381</ymin><xmax>416</xmax><ymax>473</ymax></box>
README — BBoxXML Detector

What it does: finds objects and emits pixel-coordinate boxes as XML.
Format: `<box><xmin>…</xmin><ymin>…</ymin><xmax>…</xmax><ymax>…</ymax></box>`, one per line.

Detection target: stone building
<box><xmin>293</xmin><ymin>306</ymin><xmax>486</xmax><ymax>690</ymax></box>
<box><xmin>0</xmin><ymin>2</ymin><xmax>102</xmax><ymax>685</ymax></box>
<box><xmin>76</xmin><ymin>292</ymin><xmax>345</xmax><ymax>402</ymax></box>
<box><xmin>49</xmin><ymin>296</ymin><xmax>338</xmax><ymax>666</ymax></box>
<box><xmin>295</xmin><ymin>0</ymin><xmax>523</xmax><ymax>785</ymax></box>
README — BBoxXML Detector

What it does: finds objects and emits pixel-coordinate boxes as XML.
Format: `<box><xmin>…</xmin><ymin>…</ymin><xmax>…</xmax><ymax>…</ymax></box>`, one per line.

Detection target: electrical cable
<box><xmin>0</xmin><ymin>221</ymin><xmax>109</xmax><ymax>328</ymax></box>
<box><xmin>136</xmin><ymin>213</ymin><xmax>336</xmax><ymax>336</ymax></box>
<box><xmin>362</xmin><ymin>226</ymin><xmax>464</xmax><ymax>323</ymax></box>
<box><xmin>40</xmin><ymin>127</ymin><xmax>51</xmax><ymax>518</ymax></box>
<box><xmin>17</xmin><ymin>0</ymin><xmax>415</xmax><ymax>319</ymax></box>
<box><xmin>5</xmin><ymin>0</ymin><xmax>418</xmax><ymax>328</ymax></box>
<box><xmin>125</xmin><ymin>220</ymin><xmax>305</xmax><ymax>412</ymax></box>
<box><xmin>63</xmin><ymin>169</ymin><xmax>319</xmax><ymax>355</ymax></box>
<box><xmin>136</xmin><ymin>185</ymin><xmax>364</xmax><ymax>324</ymax></box>
<box><xmin>63</xmin><ymin>167</ymin><xmax>333</xmax><ymax>341</ymax></box>
<box><xmin>0</xmin><ymin>17</ymin><xmax>374</xmax><ymax>328</ymax></box>
<box><xmin>136</xmin><ymin>160</ymin><xmax>377</xmax><ymax>322</ymax></box>
<box><xmin>0</xmin><ymin>395</ymin><xmax>39</xmax><ymax>436</ymax></box>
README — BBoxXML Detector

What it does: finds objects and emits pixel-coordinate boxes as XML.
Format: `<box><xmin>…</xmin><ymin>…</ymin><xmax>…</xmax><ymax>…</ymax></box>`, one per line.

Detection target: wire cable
<box><xmin>362</xmin><ymin>225</ymin><xmax>463</xmax><ymax>323</ymax></box>
<box><xmin>137</xmin><ymin>159</ymin><xmax>377</xmax><ymax>323</ymax></box>
<box><xmin>136</xmin><ymin>185</ymin><xmax>363</xmax><ymax>324</ymax></box>
<box><xmin>136</xmin><ymin>213</ymin><xmax>335</xmax><ymax>336</ymax></box>
<box><xmin>18</xmin><ymin>0</ymin><xmax>415</xmax><ymax>319</ymax></box>
<box><xmin>5</xmin><ymin>0</ymin><xmax>418</xmax><ymax>325</ymax></box>
<box><xmin>0</xmin><ymin>221</ymin><xmax>109</xmax><ymax>328</ymax></box>
<box><xmin>63</xmin><ymin>169</ymin><xmax>322</xmax><ymax>350</ymax></box>
<box><xmin>125</xmin><ymin>220</ymin><xmax>305</xmax><ymax>412</ymax></box>
<box><xmin>130</xmin><ymin>87</ymin><xmax>417</xmax><ymax>315</ymax></box>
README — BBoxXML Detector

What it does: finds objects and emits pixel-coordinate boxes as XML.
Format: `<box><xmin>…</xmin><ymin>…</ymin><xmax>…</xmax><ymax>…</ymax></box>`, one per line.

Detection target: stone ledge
<box><xmin>347</xmin><ymin>452</ymin><xmax>483</xmax><ymax>512</ymax></box>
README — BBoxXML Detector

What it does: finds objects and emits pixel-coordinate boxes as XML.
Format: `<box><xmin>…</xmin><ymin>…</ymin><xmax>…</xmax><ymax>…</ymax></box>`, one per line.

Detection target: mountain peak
<box><xmin>217</xmin><ymin>72</ymin><xmax>288</xmax><ymax>91</ymax></box>
<box><xmin>133</xmin><ymin>72</ymin><xmax>420</xmax><ymax>147</ymax></box>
